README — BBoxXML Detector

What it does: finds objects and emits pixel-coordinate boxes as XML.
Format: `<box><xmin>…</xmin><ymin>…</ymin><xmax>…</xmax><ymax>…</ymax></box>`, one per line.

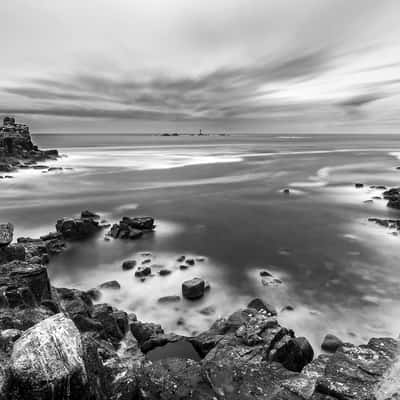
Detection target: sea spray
<box><xmin>376</xmin><ymin>356</ymin><xmax>400</xmax><ymax>399</ymax></box>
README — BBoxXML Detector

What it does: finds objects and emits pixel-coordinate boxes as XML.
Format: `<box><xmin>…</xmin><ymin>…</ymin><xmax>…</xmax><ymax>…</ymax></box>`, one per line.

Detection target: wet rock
<box><xmin>247</xmin><ymin>298</ymin><xmax>277</xmax><ymax>316</ymax></box>
<box><xmin>260</xmin><ymin>270</ymin><xmax>273</xmax><ymax>277</ymax></box>
<box><xmin>99</xmin><ymin>280</ymin><xmax>121</xmax><ymax>290</ymax></box>
<box><xmin>177</xmin><ymin>255</ymin><xmax>185</xmax><ymax>262</ymax></box>
<box><xmin>158</xmin><ymin>268</ymin><xmax>172</xmax><ymax>276</ymax></box>
<box><xmin>85</xmin><ymin>288</ymin><xmax>101</xmax><ymax>301</ymax></box>
<box><xmin>130</xmin><ymin>321</ymin><xmax>164</xmax><ymax>348</ymax></box>
<box><xmin>283</xmin><ymin>188</ymin><xmax>291</xmax><ymax>194</ymax></box>
<box><xmin>120</xmin><ymin>216</ymin><xmax>155</xmax><ymax>231</ymax></box>
<box><xmin>0</xmin><ymin>223</ymin><xmax>13</xmax><ymax>247</ymax></box>
<box><xmin>141</xmin><ymin>258</ymin><xmax>152</xmax><ymax>264</ymax></box>
<box><xmin>321</xmin><ymin>334</ymin><xmax>343</xmax><ymax>353</ymax></box>
<box><xmin>0</xmin><ymin>260</ymin><xmax>51</xmax><ymax>307</ymax></box>
<box><xmin>271</xmin><ymin>336</ymin><xmax>314</xmax><ymax>372</ymax></box>
<box><xmin>108</xmin><ymin>216</ymin><xmax>154</xmax><ymax>240</ymax></box>
<box><xmin>56</xmin><ymin>217</ymin><xmax>101</xmax><ymax>240</ymax></box>
<box><xmin>92</xmin><ymin>303</ymin><xmax>128</xmax><ymax>342</ymax></box>
<box><xmin>55</xmin><ymin>287</ymin><xmax>93</xmax><ymax>320</ymax></box>
<box><xmin>158</xmin><ymin>295</ymin><xmax>181</xmax><ymax>303</ymax></box>
<box><xmin>179</xmin><ymin>264</ymin><xmax>188</xmax><ymax>270</ymax></box>
<box><xmin>198</xmin><ymin>306</ymin><xmax>216</xmax><ymax>316</ymax></box>
<box><xmin>182</xmin><ymin>277</ymin><xmax>206</xmax><ymax>300</ymax></box>
<box><xmin>135</xmin><ymin>266</ymin><xmax>151</xmax><ymax>277</ymax></box>
<box><xmin>81</xmin><ymin>210</ymin><xmax>100</xmax><ymax>219</ymax></box>
<box><xmin>10</xmin><ymin>313</ymin><xmax>89</xmax><ymax>400</ymax></box>
<box><xmin>122</xmin><ymin>260</ymin><xmax>136</xmax><ymax>270</ymax></box>
<box><xmin>185</xmin><ymin>258</ymin><xmax>195</xmax><ymax>266</ymax></box>
<box><xmin>355</xmin><ymin>183</ymin><xmax>364</xmax><ymax>188</ymax></box>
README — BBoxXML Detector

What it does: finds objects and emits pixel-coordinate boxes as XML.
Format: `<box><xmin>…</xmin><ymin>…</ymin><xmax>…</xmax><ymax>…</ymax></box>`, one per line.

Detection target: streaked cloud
<box><xmin>0</xmin><ymin>0</ymin><xmax>399</xmax><ymax>132</ymax></box>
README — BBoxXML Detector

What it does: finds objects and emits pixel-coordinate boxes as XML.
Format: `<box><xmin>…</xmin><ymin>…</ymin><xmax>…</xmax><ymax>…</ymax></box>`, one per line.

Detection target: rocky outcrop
<box><xmin>0</xmin><ymin>224</ymin><xmax>13</xmax><ymax>247</ymax></box>
<box><xmin>0</xmin><ymin>116</ymin><xmax>59</xmax><ymax>171</ymax></box>
<box><xmin>56</xmin><ymin>216</ymin><xmax>101</xmax><ymax>240</ymax></box>
<box><xmin>108</xmin><ymin>216</ymin><xmax>155</xmax><ymax>240</ymax></box>
<box><xmin>10</xmin><ymin>313</ymin><xmax>88</xmax><ymax>400</ymax></box>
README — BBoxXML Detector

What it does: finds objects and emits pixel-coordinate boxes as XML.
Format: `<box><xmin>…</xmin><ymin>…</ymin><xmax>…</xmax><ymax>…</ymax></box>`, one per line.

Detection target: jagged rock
<box><xmin>182</xmin><ymin>277</ymin><xmax>206</xmax><ymax>300</ymax></box>
<box><xmin>135</xmin><ymin>266</ymin><xmax>151</xmax><ymax>277</ymax></box>
<box><xmin>81</xmin><ymin>210</ymin><xmax>100</xmax><ymax>219</ymax></box>
<box><xmin>99</xmin><ymin>280</ymin><xmax>121</xmax><ymax>290</ymax></box>
<box><xmin>0</xmin><ymin>260</ymin><xmax>51</xmax><ymax>308</ymax></box>
<box><xmin>0</xmin><ymin>223</ymin><xmax>13</xmax><ymax>247</ymax></box>
<box><xmin>247</xmin><ymin>298</ymin><xmax>277</xmax><ymax>316</ymax></box>
<box><xmin>10</xmin><ymin>314</ymin><xmax>89</xmax><ymax>400</ymax></box>
<box><xmin>120</xmin><ymin>216</ymin><xmax>155</xmax><ymax>231</ymax></box>
<box><xmin>130</xmin><ymin>321</ymin><xmax>164</xmax><ymax>348</ymax></box>
<box><xmin>321</xmin><ymin>334</ymin><xmax>343</xmax><ymax>353</ymax></box>
<box><xmin>85</xmin><ymin>288</ymin><xmax>101</xmax><ymax>301</ymax></box>
<box><xmin>92</xmin><ymin>304</ymin><xmax>127</xmax><ymax>343</ymax></box>
<box><xmin>56</xmin><ymin>217</ymin><xmax>101</xmax><ymax>240</ymax></box>
<box><xmin>55</xmin><ymin>287</ymin><xmax>93</xmax><ymax>320</ymax></box>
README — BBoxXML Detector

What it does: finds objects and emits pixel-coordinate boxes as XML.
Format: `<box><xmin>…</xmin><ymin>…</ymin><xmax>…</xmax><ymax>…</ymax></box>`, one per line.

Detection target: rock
<box><xmin>142</xmin><ymin>258</ymin><xmax>152</xmax><ymax>264</ymax></box>
<box><xmin>271</xmin><ymin>336</ymin><xmax>314</xmax><ymax>372</ymax></box>
<box><xmin>198</xmin><ymin>306</ymin><xmax>216</xmax><ymax>316</ymax></box>
<box><xmin>10</xmin><ymin>313</ymin><xmax>89</xmax><ymax>400</ymax></box>
<box><xmin>135</xmin><ymin>266</ymin><xmax>151</xmax><ymax>277</ymax></box>
<box><xmin>321</xmin><ymin>334</ymin><xmax>343</xmax><ymax>353</ymax></box>
<box><xmin>130</xmin><ymin>321</ymin><xmax>164</xmax><ymax>348</ymax></box>
<box><xmin>56</xmin><ymin>217</ymin><xmax>101</xmax><ymax>240</ymax></box>
<box><xmin>177</xmin><ymin>255</ymin><xmax>185</xmax><ymax>262</ymax></box>
<box><xmin>120</xmin><ymin>216</ymin><xmax>155</xmax><ymax>230</ymax></box>
<box><xmin>99</xmin><ymin>280</ymin><xmax>121</xmax><ymax>290</ymax></box>
<box><xmin>0</xmin><ymin>260</ymin><xmax>51</xmax><ymax>307</ymax></box>
<box><xmin>182</xmin><ymin>278</ymin><xmax>206</xmax><ymax>300</ymax></box>
<box><xmin>260</xmin><ymin>270</ymin><xmax>273</xmax><ymax>277</ymax></box>
<box><xmin>85</xmin><ymin>288</ymin><xmax>101</xmax><ymax>301</ymax></box>
<box><xmin>0</xmin><ymin>223</ymin><xmax>13</xmax><ymax>247</ymax></box>
<box><xmin>92</xmin><ymin>303</ymin><xmax>127</xmax><ymax>342</ymax></box>
<box><xmin>179</xmin><ymin>264</ymin><xmax>189</xmax><ymax>270</ymax></box>
<box><xmin>355</xmin><ymin>183</ymin><xmax>364</xmax><ymax>188</ymax></box>
<box><xmin>283</xmin><ymin>188</ymin><xmax>290</xmax><ymax>194</ymax></box>
<box><xmin>185</xmin><ymin>259</ymin><xmax>195</xmax><ymax>266</ymax></box>
<box><xmin>247</xmin><ymin>298</ymin><xmax>277</xmax><ymax>316</ymax></box>
<box><xmin>122</xmin><ymin>260</ymin><xmax>136</xmax><ymax>270</ymax></box>
<box><xmin>158</xmin><ymin>268</ymin><xmax>172</xmax><ymax>276</ymax></box>
<box><xmin>387</xmin><ymin>198</ymin><xmax>400</xmax><ymax>209</ymax></box>
<box><xmin>157</xmin><ymin>296</ymin><xmax>181</xmax><ymax>303</ymax></box>
<box><xmin>81</xmin><ymin>210</ymin><xmax>100</xmax><ymax>219</ymax></box>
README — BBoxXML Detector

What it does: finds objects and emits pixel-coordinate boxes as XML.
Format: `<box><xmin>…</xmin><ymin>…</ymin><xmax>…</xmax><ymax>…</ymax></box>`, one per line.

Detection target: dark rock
<box><xmin>179</xmin><ymin>264</ymin><xmax>188</xmax><ymax>270</ymax></box>
<box><xmin>198</xmin><ymin>306</ymin><xmax>216</xmax><ymax>316</ymax></box>
<box><xmin>182</xmin><ymin>277</ymin><xmax>206</xmax><ymax>300</ymax></box>
<box><xmin>92</xmin><ymin>303</ymin><xmax>126</xmax><ymax>342</ymax></box>
<box><xmin>122</xmin><ymin>260</ymin><xmax>136</xmax><ymax>270</ymax></box>
<box><xmin>130</xmin><ymin>321</ymin><xmax>164</xmax><ymax>348</ymax></box>
<box><xmin>321</xmin><ymin>334</ymin><xmax>343</xmax><ymax>353</ymax></box>
<box><xmin>176</xmin><ymin>255</ymin><xmax>185</xmax><ymax>262</ymax></box>
<box><xmin>81</xmin><ymin>210</ymin><xmax>100</xmax><ymax>219</ymax></box>
<box><xmin>56</xmin><ymin>217</ymin><xmax>101</xmax><ymax>240</ymax></box>
<box><xmin>0</xmin><ymin>223</ymin><xmax>13</xmax><ymax>247</ymax></box>
<box><xmin>283</xmin><ymin>188</ymin><xmax>290</xmax><ymax>194</ymax></box>
<box><xmin>185</xmin><ymin>258</ymin><xmax>195</xmax><ymax>266</ymax></box>
<box><xmin>355</xmin><ymin>183</ymin><xmax>364</xmax><ymax>188</ymax></box>
<box><xmin>260</xmin><ymin>270</ymin><xmax>273</xmax><ymax>277</ymax></box>
<box><xmin>121</xmin><ymin>216</ymin><xmax>155</xmax><ymax>230</ymax></box>
<box><xmin>158</xmin><ymin>268</ymin><xmax>172</xmax><ymax>276</ymax></box>
<box><xmin>135</xmin><ymin>266</ymin><xmax>151</xmax><ymax>277</ymax></box>
<box><xmin>247</xmin><ymin>298</ymin><xmax>277</xmax><ymax>316</ymax></box>
<box><xmin>99</xmin><ymin>280</ymin><xmax>121</xmax><ymax>290</ymax></box>
<box><xmin>158</xmin><ymin>296</ymin><xmax>181</xmax><ymax>303</ymax></box>
<box><xmin>85</xmin><ymin>288</ymin><xmax>101</xmax><ymax>301</ymax></box>
<box><xmin>40</xmin><ymin>299</ymin><xmax>60</xmax><ymax>314</ymax></box>
<box><xmin>271</xmin><ymin>336</ymin><xmax>314</xmax><ymax>372</ymax></box>
<box><xmin>0</xmin><ymin>260</ymin><xmax>51</xmax><ymax>307</ymax></box>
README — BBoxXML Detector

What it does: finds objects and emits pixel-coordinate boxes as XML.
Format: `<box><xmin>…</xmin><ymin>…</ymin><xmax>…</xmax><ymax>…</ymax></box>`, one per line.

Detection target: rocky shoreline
<box><xmin>0</xmin><ymin>211</ymin><xmax>398</xmax><ymax>400</ymax></box>
<box><xmin>0</xmin><ymin>118</ymin><xmax>398</xmax><ymax>399</ymax></box>
<box><xmin>0</xmin><ymin>116</ymin><xmax>59</xmax><ymax>177</ymax></box>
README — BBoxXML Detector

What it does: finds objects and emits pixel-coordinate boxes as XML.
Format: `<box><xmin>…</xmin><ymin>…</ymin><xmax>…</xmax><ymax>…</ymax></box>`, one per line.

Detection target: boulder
<box><xmin>122</xmin><ymin>260</ymin><xmax>136</xmax><ymax>270</ymax></box>
<box><xmin>56</xmin><ymin>217</ymin><xmax>101</xmax><ymax>240</ymax></box>
<box><xmin>135</xmin><ymin>266</ymin><xmax>151</xmax><ymax>277</ymax></box>
<box><xmin>0</xmin><ymin>223</ymin><xmax>13</xmax><ymax>247</ymax></box>
<box><xmin>355</xmin><ymin>183</ymin><xmax>364</xmax><ymax>188</ymax></box>
<box><xmin>81</xmin><ymin>210</ymin><xmax>100</xmax><ymax>219</ymax></box>
<box><xmin>130</xmin><ymin>321</ymin><xmax>164</xmax><ymax>348</ymax></box>
<box><xmin>247</xmin><ymin>298</ymin><xmax>277</xmax><ymax>316</ymax></box>
<box><xmin>99</xmin><ymin>280</ymin><xmax>121</xmax><ymax>290</ymax></box>
<box><xmin>0</xmin><ymin>260</ymin><xmax>51</xmax><ymax>307</ymax></box>
<box><xmin>321</xmin><ymin>334</ymin><xmax>343</xmax><ymax>353</ymax></box>
<box><xmin>271</xmin><ymin>337</ymin><xmax>314</xmax><ymax>372</ymax></box>
<box><xmin>158</xmin><ymin>268</ymin><xmax>172</xmax><ymax>276</ymax></box>
<box><xmin>182</xmin><ymin>278</ymin><xmax>206</xmax><ymax>300</ymax></box>
<box><xmin>120</xmin><ymin>216</ymin><xmax>155</xmax><ymax>230</ymax></box>
<box><xmin>10</xmin><ymin>314</ymin><xmax>89</xmax><ymax>400</ymax></box>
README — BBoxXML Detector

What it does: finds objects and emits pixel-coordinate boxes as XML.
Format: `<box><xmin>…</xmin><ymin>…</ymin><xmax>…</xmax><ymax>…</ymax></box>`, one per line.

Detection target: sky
<box><xmin>0</xmin><ymin>0</ymin><xmax>400</xmax><ymax>133</ymax></box>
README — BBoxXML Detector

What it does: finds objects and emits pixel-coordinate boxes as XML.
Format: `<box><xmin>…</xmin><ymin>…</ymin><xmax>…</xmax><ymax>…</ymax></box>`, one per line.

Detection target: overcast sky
<box><xmin>1</xmin><ymin>0</ymin><xmax>400</xmax><ymax>133</ymax></box>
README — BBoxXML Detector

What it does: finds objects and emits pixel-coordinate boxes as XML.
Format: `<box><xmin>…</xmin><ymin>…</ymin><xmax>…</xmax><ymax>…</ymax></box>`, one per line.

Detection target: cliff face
<box><xmin>0</xmin><ymin>116</ymin><xmax>58</xmax><ymax>172</ymax></box>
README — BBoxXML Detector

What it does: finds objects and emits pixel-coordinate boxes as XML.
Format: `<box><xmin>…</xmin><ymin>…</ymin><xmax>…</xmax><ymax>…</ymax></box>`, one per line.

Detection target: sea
<box><xmin>1</xmin><ymin>132</ymin><xmax>400</xmax><ymax>356</ymax></box>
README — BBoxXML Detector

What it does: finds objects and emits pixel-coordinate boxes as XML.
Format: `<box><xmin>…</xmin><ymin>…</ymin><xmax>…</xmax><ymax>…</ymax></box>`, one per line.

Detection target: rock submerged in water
<box><xmin>108</xmin><ymin>216</ymin><xmax>155</xmax><ymax>240</ymax></box>
<box><xmin>135</xmin><ymin>266</ymin><xmax>151</xmax><ymax>277</ymax></box>
<box><xmin>247</xmin><ymin>298</ymin><xmax>277</xmax><ymax>316</ymax></box>
<box><xmin>56</xmin><ymin>216</ymin><xmax>101</xmax><ymax>241</ymax></box>
<box><xmin>182</xmin><ymin>277</ymin><xmax>206</xmax><ymax>300</ymax></box>
<box><xmin>122</xmin><ymin>260</ymin><xmax>136</xmax><ymax>270</ymax></box>
<box><xmin>99</xmin><ymin>280</ymin><xmax>121</xmax><ymax>290</ymax></box>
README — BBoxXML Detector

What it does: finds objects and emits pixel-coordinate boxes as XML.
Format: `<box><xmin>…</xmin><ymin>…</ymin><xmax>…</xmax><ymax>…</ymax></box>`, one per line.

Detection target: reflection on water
<box><xmin>1</xmin><ymin>133</ymin><xmax>400</xmax><ymax>353</ymax></box>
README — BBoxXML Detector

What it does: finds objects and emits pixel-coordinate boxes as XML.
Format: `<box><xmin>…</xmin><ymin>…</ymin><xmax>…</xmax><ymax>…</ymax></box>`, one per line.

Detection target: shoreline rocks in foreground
<box><xmin>0</xmin><ymin>217</ymin><xmax>398</xmax><ymax>399</ymax></box>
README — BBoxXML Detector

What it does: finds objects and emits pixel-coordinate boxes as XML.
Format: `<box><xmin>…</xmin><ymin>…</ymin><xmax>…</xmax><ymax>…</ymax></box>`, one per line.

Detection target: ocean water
<box><xmin>1</xmin><ymin>133</ymin><xmax>400</xmax><ymax>353</ymax></box>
